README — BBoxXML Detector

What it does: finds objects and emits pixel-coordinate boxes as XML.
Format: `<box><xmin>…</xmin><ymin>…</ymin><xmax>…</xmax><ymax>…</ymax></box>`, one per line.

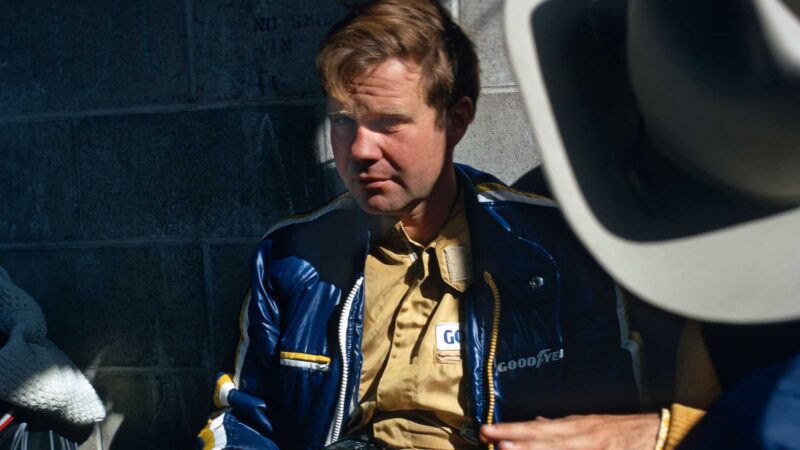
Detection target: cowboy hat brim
<box><xmin>504</xmin><ymin>0</ymin><xmax>800</xmax><ymax>323</ymax></box>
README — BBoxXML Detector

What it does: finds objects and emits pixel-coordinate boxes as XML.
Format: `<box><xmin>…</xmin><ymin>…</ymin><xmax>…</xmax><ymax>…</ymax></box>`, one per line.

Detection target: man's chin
<box><xmin>353</xmin><ymin>193</ymin><xmax>405</xmax><ymax>217</ymax></box>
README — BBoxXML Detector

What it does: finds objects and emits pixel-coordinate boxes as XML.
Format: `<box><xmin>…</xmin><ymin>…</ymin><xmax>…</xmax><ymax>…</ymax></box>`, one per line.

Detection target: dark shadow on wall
<box><xmin>0</xmin><ymin>0</ymin><xmax>347</xmax><ymax>445</ymax></box>
<box><xmin>0</xmin><ymin>109</ymin><xmax>340</xmax><ymax>449</ymax></box>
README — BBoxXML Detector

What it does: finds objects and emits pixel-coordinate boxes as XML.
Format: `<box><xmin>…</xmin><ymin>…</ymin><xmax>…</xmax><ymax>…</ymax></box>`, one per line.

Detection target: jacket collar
<box><xmin>348</xmin><ymin>163</ymin><xmax>527</xmax><ymax>278</ymax></box>
<box><xmin>455</xmin><ymin>164</ymin><xmax>526</xmax><ymax>277</ymax></box>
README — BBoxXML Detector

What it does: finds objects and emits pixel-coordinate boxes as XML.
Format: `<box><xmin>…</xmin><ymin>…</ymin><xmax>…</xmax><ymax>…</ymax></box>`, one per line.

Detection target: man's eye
<box><xmin>331</xmin><ymin>116</ymin><xmax>354</xmax><ymax>128</ymax></box>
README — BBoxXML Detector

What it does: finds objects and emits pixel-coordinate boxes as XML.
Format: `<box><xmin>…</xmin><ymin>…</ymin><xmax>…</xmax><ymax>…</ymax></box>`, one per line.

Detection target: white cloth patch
<box><xmin>435</xmin><ymin>322</ymin><xmax>462</xmax><ymax>351</ymax></box>
<box><xmin>444</xmin><ymin>246</ymin><xmax>471</xmax><ymax>283</ymax></box>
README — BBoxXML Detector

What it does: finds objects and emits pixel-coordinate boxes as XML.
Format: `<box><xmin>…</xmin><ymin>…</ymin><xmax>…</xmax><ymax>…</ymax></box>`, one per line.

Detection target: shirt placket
<box><xmin>375</xmin><ymin>241</ymin><xmax>438</xmax><ymax>411</ymax></box>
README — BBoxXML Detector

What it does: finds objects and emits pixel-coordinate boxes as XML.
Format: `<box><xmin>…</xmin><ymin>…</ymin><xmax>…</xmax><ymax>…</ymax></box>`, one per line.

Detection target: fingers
<box><xmin>497</xmin><ymin>438</ymin><xmax>554</xmax><ymax>450</ymax></box>
<box><xmin>484</xmin><ymin>416</ymin><xmax>594</xmax><ymax>437</ymax></box>
<box><xmin>497</xmin><ymin>439</ymin><xmax>529</xmax><ymax>450</ymax></box>
<box><xmin>481</xmin><ymin>414</ymin><xmax>661</xmax><ymax>450</ymax></box>
<box><xmin>492</xmin><ymin>435</ymin><xmax>588</xmax><ymax>450</ymax></box>
<box><xmin>485</xmin><ymin>433</ymin><xmax>594</xmax><ymax>450</ymax></box>
<box><xmin>480</xmin><ymin>421</ymin><xmax>541</xmax><ymax>441</ymax></box>
<box><xmin>479</xmin><ymin>417</ymin><xmax>578</xmax><ymax>444</ymax></box>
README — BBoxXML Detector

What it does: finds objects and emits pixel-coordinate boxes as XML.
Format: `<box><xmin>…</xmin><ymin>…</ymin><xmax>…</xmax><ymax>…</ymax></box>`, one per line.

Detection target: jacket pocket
<box><xmin>279</xmin><ymin>351</ymin><xmax>332</xmax><ymax>372</ymax></box>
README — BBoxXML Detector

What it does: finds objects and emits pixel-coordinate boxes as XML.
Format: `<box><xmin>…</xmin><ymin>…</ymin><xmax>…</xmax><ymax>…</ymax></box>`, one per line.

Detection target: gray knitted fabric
<box><xmin>0</xmin><ymin>267</ymin><xmax>105</xmax><ymax>425</ymax></box>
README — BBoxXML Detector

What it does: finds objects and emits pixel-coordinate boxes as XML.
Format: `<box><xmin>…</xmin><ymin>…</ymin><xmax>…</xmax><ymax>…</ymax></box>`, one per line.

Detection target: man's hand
<box><xmin>479</xmin><ymin>413</ymin><xmax>660</xmax><ymax>450</ymax></box>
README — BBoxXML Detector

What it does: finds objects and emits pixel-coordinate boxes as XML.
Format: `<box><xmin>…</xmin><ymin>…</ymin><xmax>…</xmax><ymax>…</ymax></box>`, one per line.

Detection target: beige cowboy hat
<box><xmin>504</xmin><ymin>0</ymin><xmax>800</xmax><ymax>323</ymax></box>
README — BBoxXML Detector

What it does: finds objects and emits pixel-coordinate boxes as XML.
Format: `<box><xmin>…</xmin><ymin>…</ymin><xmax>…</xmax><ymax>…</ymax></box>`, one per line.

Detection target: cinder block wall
<box><xmin>0</xmin><ymin>1</ymin><xmax>539</xmax><ymax>448</ymax></box>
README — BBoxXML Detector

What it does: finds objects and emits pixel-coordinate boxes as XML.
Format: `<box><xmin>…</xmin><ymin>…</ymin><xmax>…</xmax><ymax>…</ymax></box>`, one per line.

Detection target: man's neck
<box><xmin>399</xmin><ymin>166</ymin><xmax>459</xmax><ymax>246</ymax></box>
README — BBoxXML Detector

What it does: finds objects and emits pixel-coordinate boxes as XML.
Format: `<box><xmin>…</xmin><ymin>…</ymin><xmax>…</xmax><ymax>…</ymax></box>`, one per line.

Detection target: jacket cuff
<box><xmin>665</xmin><ymin>403</ymin><xmax>706</xmax><ymax>450</ymax></box>
<box><xmin>214</xmin><ymin>372</ymin><xmax>236</xmax><ymax>408</ymax></box>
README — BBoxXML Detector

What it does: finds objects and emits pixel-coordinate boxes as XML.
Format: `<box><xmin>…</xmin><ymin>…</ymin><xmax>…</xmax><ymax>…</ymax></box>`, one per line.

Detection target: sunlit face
<box><xmin>327</xmin><ymin>58</ymin><xmax>453</xmax><ymax>217</ymax></box>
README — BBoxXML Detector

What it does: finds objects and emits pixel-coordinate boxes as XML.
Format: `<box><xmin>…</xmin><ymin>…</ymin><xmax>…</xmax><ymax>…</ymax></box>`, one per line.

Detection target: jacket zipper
<box><xmin>483</xmin><ymin>271</ymin><xmax>502</xmax><ymax>450</ymax></box>
<box><xmin>329</xmin><ymin>275</ymin><xmax>365</xmax><ymax>444</ymax></box>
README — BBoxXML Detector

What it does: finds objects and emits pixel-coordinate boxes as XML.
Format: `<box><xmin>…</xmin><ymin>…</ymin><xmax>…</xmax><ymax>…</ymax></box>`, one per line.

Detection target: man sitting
<box><xmin>198</xmin><ymin>1</ymin><xmax>641</xmax><ymax>448</ymax></box>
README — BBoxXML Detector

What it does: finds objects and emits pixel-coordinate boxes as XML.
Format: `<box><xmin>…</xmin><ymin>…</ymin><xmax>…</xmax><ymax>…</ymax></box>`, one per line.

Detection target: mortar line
<box><xmin>149</xmin><ymin>372</ymin><xmax>158</xmax><ymax>437</ymax></box>
<box><xmin>184</xmin><ymin>0</ymin><xmax>198</xmax><ymax>100</ymax></box>
<box><xmin>70</xmin><ymin>120</ymin><xmax>84</xmax><ymax>239</ymax></box>
<box><xmin>204</xmin><ymin>236</ymin><xmax>261</xmax><ymax>245</ymax></box>
<box><xmin>482</xmin><ymin>85</ymin><xmax>520</xmax><ymax>94</ymax></box>
<box><xmin>0</xmin><ymin>97</ymin><xmax>326</xmax><ymax>125</ymax></box>
<box><xmin>201</xmin><ymin>242</ymin><xmax>215</xmax><ymax>371</ymax></box>
<box><xmin>0</xmin><ymin>236</ymin><xmax>261</xmax><ymax>251</ymax></box>
<box><xmin>93</xmin><ymin>367</ymin><xmax>209</xmax><ymax>374</ymax></box>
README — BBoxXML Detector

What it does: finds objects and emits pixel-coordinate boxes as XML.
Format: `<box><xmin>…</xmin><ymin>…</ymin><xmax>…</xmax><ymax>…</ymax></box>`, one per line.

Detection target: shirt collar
<box><xmin>371</xmin><ymin>190</ymin><xmax>473</xmax><ymax>293</ymax></box>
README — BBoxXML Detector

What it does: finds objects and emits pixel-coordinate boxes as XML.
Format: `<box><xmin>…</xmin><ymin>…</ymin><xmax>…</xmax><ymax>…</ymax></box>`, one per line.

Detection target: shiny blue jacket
<box><xmin>199</xmin><ymin>165</ymin><xmax>641</xmax><ymax>450</ymax></box>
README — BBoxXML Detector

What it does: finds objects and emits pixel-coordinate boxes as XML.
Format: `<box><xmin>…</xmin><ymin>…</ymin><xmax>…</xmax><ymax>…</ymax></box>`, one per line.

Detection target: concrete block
<box><xmin>0</xmin><ymin>121</ymin><xmax>80</xmax><ymax>242</ymax></box>
<box><xmin>0</xmin><ymin>246</ymin><xmax>207</xmax><ymax>368</ymax></box>
<box><xmin>192</xmin><ymin>0</ymin><xmax>348</xmax><ymax>101</ymax></box>
<box><xmin>441</xmin><ymin>0</ymin><xmax>457</xmax><ymax>17</ymax></box>
<box><xmin>92</xmin><ymin>373</ymin><xmax>153</xmax><ymax>449</ymax></box>
<box><xmin>74</xmin><ymin>105</ymin><xmax>327</xmax><ymax>239</ymax></box>
<box><xmin>208</xmin><ymin>243</ymin><xmax>257</xmax><ymax>369</ymax></box>
<box><xmin>461</xmin><ymin>0</ymin><xmax>516</xmax><ymax>87</ymax></box>
<box><xmin>152</xmin><ymin>247</ymin><xmax>211</xmax><ymax>368</ymax></box>
<box><xmin>151</xmin><ymin>372</ymin><xmax>213</xmax><ymax>450</ymax></box>
<box><xmin>74</xmin><ymin>370</ymin><xmax>209</xmax><ymax>449</ymax></box>
<box><xmin>456</xmin><ymin>92</ymin><xmax>541</xmax><ymax>185</ymax></box>
<box><xmin>0</xmin><ymin>0</ymin><xmax>190</xmax><ymax>115</ymax></box>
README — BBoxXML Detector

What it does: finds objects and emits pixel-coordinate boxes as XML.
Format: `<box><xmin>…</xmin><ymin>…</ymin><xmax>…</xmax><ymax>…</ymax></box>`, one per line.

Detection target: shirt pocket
<box><xmin>434</xmin><ymin>322</ymin><xmax>463</xmax><ymax>364</ymax></box>
<box><xmin>435</xmin><ymin>349</ymin><xmax>462</xmax><ymax>364</ymax></box>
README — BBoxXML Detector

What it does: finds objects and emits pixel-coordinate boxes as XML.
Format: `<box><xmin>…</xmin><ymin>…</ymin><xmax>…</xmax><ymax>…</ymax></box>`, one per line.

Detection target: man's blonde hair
<box><xmin>317</xmin><ymin>0</ymin><xmax>480</xmax><ymax>126</ymax></box>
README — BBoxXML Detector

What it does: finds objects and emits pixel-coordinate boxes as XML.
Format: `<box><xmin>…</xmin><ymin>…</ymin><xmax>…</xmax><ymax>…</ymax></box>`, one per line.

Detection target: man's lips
<box><xmin>354</xmin><ymin>175</ymin><xmax>391</xmax><ymax>189</ymax></box>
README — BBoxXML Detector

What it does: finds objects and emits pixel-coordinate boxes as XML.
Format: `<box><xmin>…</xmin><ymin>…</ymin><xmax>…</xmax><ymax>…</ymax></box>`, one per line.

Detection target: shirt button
<box><xmin>529</xmin><ymin>276</ymin><xmax>545</xmax><ymax>289</ymax></box>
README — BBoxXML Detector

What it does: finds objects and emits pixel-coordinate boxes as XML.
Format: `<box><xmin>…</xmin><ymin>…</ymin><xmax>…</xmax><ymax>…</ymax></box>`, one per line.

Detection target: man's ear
<box><xmin>446</xmin><ymin>96</ymin><xmax>474</xmax><ymax>149</ymax></box>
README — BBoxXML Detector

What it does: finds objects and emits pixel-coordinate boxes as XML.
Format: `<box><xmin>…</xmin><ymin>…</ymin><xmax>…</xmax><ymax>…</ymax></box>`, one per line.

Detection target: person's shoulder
<box><xmin>259</xmin><ymin>192</ymin><xmax>356</xmax><ymax>242</ymax></box>
<box><xmin>252</xmin><ymin>192</ymin><xmax>363</xmax><ymax>274</ymax></box>
<box><xmin>476</xmin><ymin>179</ymin><xmax>570</xmax><ymax>243</ymax></box>
<box><xmin>457</xmin><ymin>163</ymin><xmax>558</xmax><ymax>209</ymax></box>
<box><xmin>252</xmin><ymin>192</ymin><xmax>364</xmax><ymax>291</ymax></box>
<box><xmin>458</xmin><ymin>164</ymin><xmax>586</xmax><ymax>253</ymax></box>
<box><xmin>474</xmin><ymin>181</ymin><xmax>559</xmax><ymax>209</ymax></box>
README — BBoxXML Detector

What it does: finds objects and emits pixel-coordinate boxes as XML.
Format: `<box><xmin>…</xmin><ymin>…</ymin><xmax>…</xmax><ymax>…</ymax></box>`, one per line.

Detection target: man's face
<box><xmin>327</xmin><ymin>58</ymin><xmax>452</xmax><ymax>217</ymax></box>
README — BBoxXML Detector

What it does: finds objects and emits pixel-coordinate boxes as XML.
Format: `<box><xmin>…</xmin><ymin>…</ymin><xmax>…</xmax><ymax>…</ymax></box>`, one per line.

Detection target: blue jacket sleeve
<box><xmin>198</xmin><ymin>241</ymin><xmax>282</xmax><ymax>449</ymax></box>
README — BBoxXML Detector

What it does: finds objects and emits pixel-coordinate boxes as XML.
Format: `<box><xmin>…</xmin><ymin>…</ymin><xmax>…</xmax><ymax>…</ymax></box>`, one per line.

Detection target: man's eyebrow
<box><xmin>376</xmin><ymin>112</ymin><xmax>413</xmax><ymax>122</ymax></box>
<box><xmin>357</xmin><ymin>104</ymin><xmax>414</xmax><ymax>120</ymax></box>
<box><xmin>327</xmin><ymin>109</ymin><xmax>413</xmax><ymax>122</ymax></box>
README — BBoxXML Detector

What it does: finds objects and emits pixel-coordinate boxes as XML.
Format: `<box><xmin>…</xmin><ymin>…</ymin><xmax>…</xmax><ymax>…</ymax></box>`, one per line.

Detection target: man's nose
<box><xmin>350</xmin><ymin>125</ymin><xmax>381</xmax><ymax>162</ymax></box>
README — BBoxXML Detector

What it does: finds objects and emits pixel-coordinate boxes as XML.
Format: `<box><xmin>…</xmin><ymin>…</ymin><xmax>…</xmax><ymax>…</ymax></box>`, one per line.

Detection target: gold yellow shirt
<box><xmin>347</xmin><ymin>194</ymin><xmax>479</xmax><ymax>449</ymax></box>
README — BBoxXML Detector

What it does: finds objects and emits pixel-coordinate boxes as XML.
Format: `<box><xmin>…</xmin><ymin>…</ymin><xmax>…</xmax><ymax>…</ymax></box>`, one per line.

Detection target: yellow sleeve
<box><xmin>664</xmin><ymin>403</ymin><xmax>706</xmax><ymax>450</ymax></box>
<box><xmin>674</xmin><ymin>320</ymin><xmax>721</xmax><ymax>408</ymax></box>
<box><xmin>663</xmin><ymin>320</ymin><xmax>720</xmax><ymax>449</ymax></box>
